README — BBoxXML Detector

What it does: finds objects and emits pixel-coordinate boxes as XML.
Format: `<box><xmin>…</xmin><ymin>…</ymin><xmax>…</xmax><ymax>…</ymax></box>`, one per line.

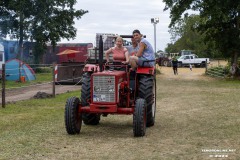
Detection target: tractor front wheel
<box><xmin>65</xmin><ymin>97</ymin><xmax>82</xmax><ymax>134</ymax></box>
<box><xmin>81</xmin><ymin>72</ymin><xmax>100</xmax><ymax>125</ymax></box>
<box><xmin>133</xmin><ymin>98</ymin><xmax>147</xmax><ymax>137</ymax></box>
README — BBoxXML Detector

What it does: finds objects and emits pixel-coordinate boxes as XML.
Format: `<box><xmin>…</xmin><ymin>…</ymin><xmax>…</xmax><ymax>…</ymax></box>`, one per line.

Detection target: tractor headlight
<box><xmin>108</xmin><ymin>85</ymin><xmax>115</xmax><ymax>92</ymax></box>
<box><xmin>94</xmin><ymin>86</ymin><xmax>101</xmax><ymax>92</ymax></box>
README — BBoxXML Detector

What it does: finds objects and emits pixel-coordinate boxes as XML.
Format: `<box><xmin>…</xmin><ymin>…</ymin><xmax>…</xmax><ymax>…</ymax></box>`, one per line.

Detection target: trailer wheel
<box><xmin>65</xmin><ymin>97</ymin><xmax>82</xmax><ymax>134</ymax></box>
<box><xmin>81</xmin><ymin>72</ymin><xmax>100</xmax><ymax>125</ymax></box>
<box><xmin>133</xmin><ymin>98</ymin><xmax>147</xmax><ymax>137</ymax></box>
<box><xmin>138</xmin><ymin>75</ymin><xmax>156</xmax><ymax>127</ymax></box>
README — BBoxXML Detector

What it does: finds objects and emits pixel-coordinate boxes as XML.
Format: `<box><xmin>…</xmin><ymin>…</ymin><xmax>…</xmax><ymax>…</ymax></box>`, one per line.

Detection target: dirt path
<box><xmin>157</xmin><ymin>66</ymin><xmax>215</xmax><ymax>81</ymax></box>
<box><xmin>2</xmin><ymin>84</ymin><xmax>81</xmax><ymax>103</ymax></box>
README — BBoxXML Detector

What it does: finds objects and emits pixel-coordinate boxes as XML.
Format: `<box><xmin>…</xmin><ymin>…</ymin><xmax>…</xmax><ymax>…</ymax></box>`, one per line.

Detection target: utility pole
<box><xmin>151</xmin><ymin>18</ymin><xmax>159</xmax><ymax>53</ymax></box>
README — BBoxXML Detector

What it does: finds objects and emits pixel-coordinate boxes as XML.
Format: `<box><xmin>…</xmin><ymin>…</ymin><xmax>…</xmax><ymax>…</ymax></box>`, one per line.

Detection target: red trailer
<box><xmin>57</xmin><ymin>43</ymin><xmax>93</xmax><ymax>63</ymax></box>
<box><xmin>45</xmin><ymin>43</ymin><xmax>93</xmax><ymax>84</ymax></box>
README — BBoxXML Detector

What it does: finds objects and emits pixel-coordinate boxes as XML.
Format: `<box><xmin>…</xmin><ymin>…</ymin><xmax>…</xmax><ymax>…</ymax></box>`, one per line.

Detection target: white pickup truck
<box><xmin>177</xmin><ymin>54</ymin><xmax>210</xmax><ymax>67</ymax></box>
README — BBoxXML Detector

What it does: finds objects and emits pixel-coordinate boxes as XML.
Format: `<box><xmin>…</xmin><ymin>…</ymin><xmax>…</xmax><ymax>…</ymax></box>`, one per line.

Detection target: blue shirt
<box><xmin>126</xmin><ymin>45</ymin><xmax>139</xmax><ymax>56</ymax></box>
<box><xmin>140</xmin><ymin>38</ymin><xmax>155</xmax><ymax>66</ymax></box>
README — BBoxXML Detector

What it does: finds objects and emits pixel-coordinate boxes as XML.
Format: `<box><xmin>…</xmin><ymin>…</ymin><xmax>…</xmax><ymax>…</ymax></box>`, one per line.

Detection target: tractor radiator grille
<box><xmin>93</xmin><ymin>76</ymin><xmax>115</xmax><ymax>102</ymax></box>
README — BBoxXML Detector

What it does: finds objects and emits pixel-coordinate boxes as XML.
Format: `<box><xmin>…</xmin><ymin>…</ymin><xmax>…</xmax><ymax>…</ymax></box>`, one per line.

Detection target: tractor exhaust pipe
<box><xmin>99</xmin><ymin>35</ymin><xmax>103</xmax><ymax>72</ymax></box>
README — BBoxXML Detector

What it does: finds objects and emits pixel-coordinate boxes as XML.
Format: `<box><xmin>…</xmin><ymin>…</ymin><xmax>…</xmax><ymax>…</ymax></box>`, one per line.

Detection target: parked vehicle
<box><xmin>177</xmin><ymin>54</ymin><xmax>210</xmax><ymax>67</ymax></box>
<box><xmin>46</xmin><ymin>43</ymin><xmax>93</xmax><ymax>84</ymax></box>
<box><xmin>156</xmin><ymin>50</ymin><xmax>193</xmax><ymax>67</ymax></box>
<box><xmin>64</xmin><ymin>34</ymin><xmax>156</xmax><ymax>137</ymax></box>
<box><xmin>156</xmin><ymin>52</ymin><xmax>171</xmax><ymax>67</ymax></box>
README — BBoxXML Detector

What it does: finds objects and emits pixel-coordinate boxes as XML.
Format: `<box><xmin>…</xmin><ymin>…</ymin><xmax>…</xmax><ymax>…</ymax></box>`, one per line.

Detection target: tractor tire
<box><xmin>81</xmin><ymin>72</ymin><xmax>100</xmax><ymax>125</ymax></box>
<box><xmin>163</xmin><ymin>60</ymin><xmax>168</xmax><ymax>67</ymax></box>
<box><xmin>65</xmin><ymin>97</ymin><xmax>82</xmax><ymax>134</ymax></box>
<box><xmin>138</xmin><ymin>75</ymin><xmax>156</xmax><ymax>127</ymax></box>
<box><xmin>133</xmin><ymin>98</ymin><xmax>147</xmax><ymax>137</ymax></box>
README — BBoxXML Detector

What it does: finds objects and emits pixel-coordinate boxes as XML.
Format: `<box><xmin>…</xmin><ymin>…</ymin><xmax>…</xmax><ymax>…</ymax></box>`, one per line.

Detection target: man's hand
<box><xmin>122</xmin><ymin>61</ymin><xmax>128</xmax><ymax>64</ymax></box>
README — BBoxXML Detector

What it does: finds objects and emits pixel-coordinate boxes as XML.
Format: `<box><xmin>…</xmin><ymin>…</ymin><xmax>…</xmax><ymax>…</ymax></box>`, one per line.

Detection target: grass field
<box><xmin>4</xmin><ymin>73</ymin><xmax>52</xmax><ymax>89</ymax></box>
<box><xmin>0</xmin><ymin>69</ymin><xmax>239</xmax><ymax>160</ymax></box>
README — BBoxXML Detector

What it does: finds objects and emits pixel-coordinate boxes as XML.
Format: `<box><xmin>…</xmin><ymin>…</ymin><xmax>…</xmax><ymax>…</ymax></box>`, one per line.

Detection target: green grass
<box><xmin>0</xmin><ymin>76</ymin><xmax>240</xmax><ymax>160</ymax></box>
<box><xmin>4</xmin><ymin>73</ymin><xmax>52</xmax><ymax>89</ymax></box>
<box><xmin>0</xmin><ymin>91</ymin><xmax>79</xmax><ymax>159</ymax></box>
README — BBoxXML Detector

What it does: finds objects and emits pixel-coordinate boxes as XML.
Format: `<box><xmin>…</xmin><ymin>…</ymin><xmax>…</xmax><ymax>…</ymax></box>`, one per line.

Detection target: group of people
<box><xmin>105</xmin><ymin>29</ymin><xmax>155</xmax><ymax>70</ymax></box>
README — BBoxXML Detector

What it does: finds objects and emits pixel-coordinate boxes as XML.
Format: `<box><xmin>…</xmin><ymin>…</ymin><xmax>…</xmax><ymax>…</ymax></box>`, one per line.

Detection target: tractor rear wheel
<box><xmin>138</xmin><ymin>75</ymin><xmax>156</xmax><ymax>127</ymax></box>
<box><xmin>65</xmin><ymin>97</ymin><xmax>82</xmax><ymax>134</ymax></box>
<box><xmin>133</xmin><ymin>98</ymin><xmax>147</xmax><ymax>137</ymax></box>
<box><xmin>163</xmin><ymin>60</ymin><xmax>168</xmax><ymax>67</ymax></box>
<box><xmin>81</xmin><ymin>72</ymin><xmax>100</xmax><ymax>125</ymax></box>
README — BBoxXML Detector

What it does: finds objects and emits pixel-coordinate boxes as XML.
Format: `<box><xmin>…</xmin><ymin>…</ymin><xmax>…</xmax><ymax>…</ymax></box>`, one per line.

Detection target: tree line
<box><xmin>0</xmin><ymin>0</ymin><xmax>87</xmax><ymax>63</ymax></box>
<box><xmin>163</xmin><ymin>0</ymin><xmax>240</xmax><ymax>65</ymax></box>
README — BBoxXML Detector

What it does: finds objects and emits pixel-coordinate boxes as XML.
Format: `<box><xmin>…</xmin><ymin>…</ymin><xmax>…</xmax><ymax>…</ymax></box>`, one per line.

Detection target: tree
<box><xmin>165</xmin><ymin>14</ymin><xmax>222</xmax><ymax>58</ymax></box>
<box><xmin>0</xmin><ymin>0</ymin><xmax>88</xmax><ymax>63</ymax></box>
<box><xmin>163</xmin><ymin>0</ymin><xmax>240</xmax><ymax>64</ymax></box>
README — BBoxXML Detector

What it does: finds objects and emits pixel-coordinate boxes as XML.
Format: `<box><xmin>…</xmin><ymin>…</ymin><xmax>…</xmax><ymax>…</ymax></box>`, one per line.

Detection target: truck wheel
<box><xmin>178</xmin><ymin>62</ymin><xmax>182</xmax><ymax>68</ymax></box>
<box><xmin>65</xmin><ymin>97</ymin><xmax>82</xmax><ymax>134</ymax></box>
<box><xmin>200</xmin><ymin>62</ymin><xmax>206</xmax><ymax>68</ymax></box>
<box><xmin>81</xmin><ymin>72</ymin><xmax>100</xmax><ymax>125</ymax></box>
<box><xmin>133</xmin><ymin>98</ymin><xmax>147</xmax><ymax>137</ymax></box>
<box><xmin>138</xmin><ymin>75</ymin><xmax>156</xmax><ymax>127</ymax></box>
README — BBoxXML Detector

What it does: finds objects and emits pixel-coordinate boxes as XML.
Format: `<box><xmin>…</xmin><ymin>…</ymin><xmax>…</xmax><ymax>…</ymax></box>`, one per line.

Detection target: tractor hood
<box><xmin>92</xmin><ymin>70</ymin><xmax>126</xmax><ymax>79</ymax></box>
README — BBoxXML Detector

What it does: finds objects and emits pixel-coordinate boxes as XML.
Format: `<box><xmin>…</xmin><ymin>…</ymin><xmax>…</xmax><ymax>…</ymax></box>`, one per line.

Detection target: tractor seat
<box><xmin>141</xmin><ymin>59</ymin><xmax>156</xmax><ymax>67</ymax></box>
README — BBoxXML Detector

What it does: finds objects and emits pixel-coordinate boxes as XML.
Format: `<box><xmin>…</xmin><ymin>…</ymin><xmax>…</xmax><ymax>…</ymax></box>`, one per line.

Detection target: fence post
<box><xmin>205</xmin><ymin>59</ymin><xmax>208</xmax><ymax>73</ymax></box>
<box><xmin>52</xmin><ymin>63</ymin><xmax>56</xmax><ymax>98</ymax></box>
<box><xmin>2</xmin><ymin>64</ymin><xmax>5</xmax><ymax>108</ymax></box>
<box><xmin>18</xmin><ymin>61</ymin><xmax>20</xmax><ymax>82</ymax></box>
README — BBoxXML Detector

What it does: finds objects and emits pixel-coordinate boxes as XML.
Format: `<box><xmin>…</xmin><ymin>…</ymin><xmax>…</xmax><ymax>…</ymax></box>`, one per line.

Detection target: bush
<box><xmin>34</xmin><ymin>67</ymin><xmax>52</xmax><ymax>73</ymax></box>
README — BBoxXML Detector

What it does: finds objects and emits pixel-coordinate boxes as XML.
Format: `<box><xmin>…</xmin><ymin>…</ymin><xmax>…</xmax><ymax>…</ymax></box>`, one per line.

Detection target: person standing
<box><xmin>129</xmin><ymin>29</ymin><xmax>155</xmax><ymax>70</ymax></box>
<box><xmin>105</xmin><ymin>36</ymin><xmax>129</xmax><ymax>64</ymax></box>
<box><xmin>189</xmin><ymin>64</ymin><xmax>192</xmax><ymax>71</ymax></box>
<box><xmin>172</xmin><ymin>56</ymin><xmax>178</xmax><ymax>75</ymax></box>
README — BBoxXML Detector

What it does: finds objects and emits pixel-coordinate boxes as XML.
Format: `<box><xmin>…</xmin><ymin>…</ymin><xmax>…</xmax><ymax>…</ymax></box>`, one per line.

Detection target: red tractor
<box><xmin>64</xmin><ymin>35</ymin><xmax>156</xmax><ymax>137</ymax></box>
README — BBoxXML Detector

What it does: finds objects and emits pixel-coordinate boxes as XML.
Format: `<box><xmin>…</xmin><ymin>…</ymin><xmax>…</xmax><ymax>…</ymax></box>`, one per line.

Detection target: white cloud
<box><xmin>61</xmin><ymin>0</ymin><xmax>172</xmax><ymax>51</ymax></box>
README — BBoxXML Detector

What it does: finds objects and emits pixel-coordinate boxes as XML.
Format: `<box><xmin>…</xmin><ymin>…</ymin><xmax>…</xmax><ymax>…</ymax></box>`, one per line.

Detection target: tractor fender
<box><xmin>83</xmin><ymin>64</ymin><xmax>99</xmax><ymax>72</ymax></box>
<box><xmin>136</xmin><ymin>67</ymin><xmax>155</xmax><ymax>75</ymax></box>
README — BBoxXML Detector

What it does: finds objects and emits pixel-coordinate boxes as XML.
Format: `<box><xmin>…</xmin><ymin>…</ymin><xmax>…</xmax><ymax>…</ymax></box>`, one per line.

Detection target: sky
<box><xmin>61</xmin><ymin>0</ymin><xmax>172</xmax><ymax>51</ymax></box>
